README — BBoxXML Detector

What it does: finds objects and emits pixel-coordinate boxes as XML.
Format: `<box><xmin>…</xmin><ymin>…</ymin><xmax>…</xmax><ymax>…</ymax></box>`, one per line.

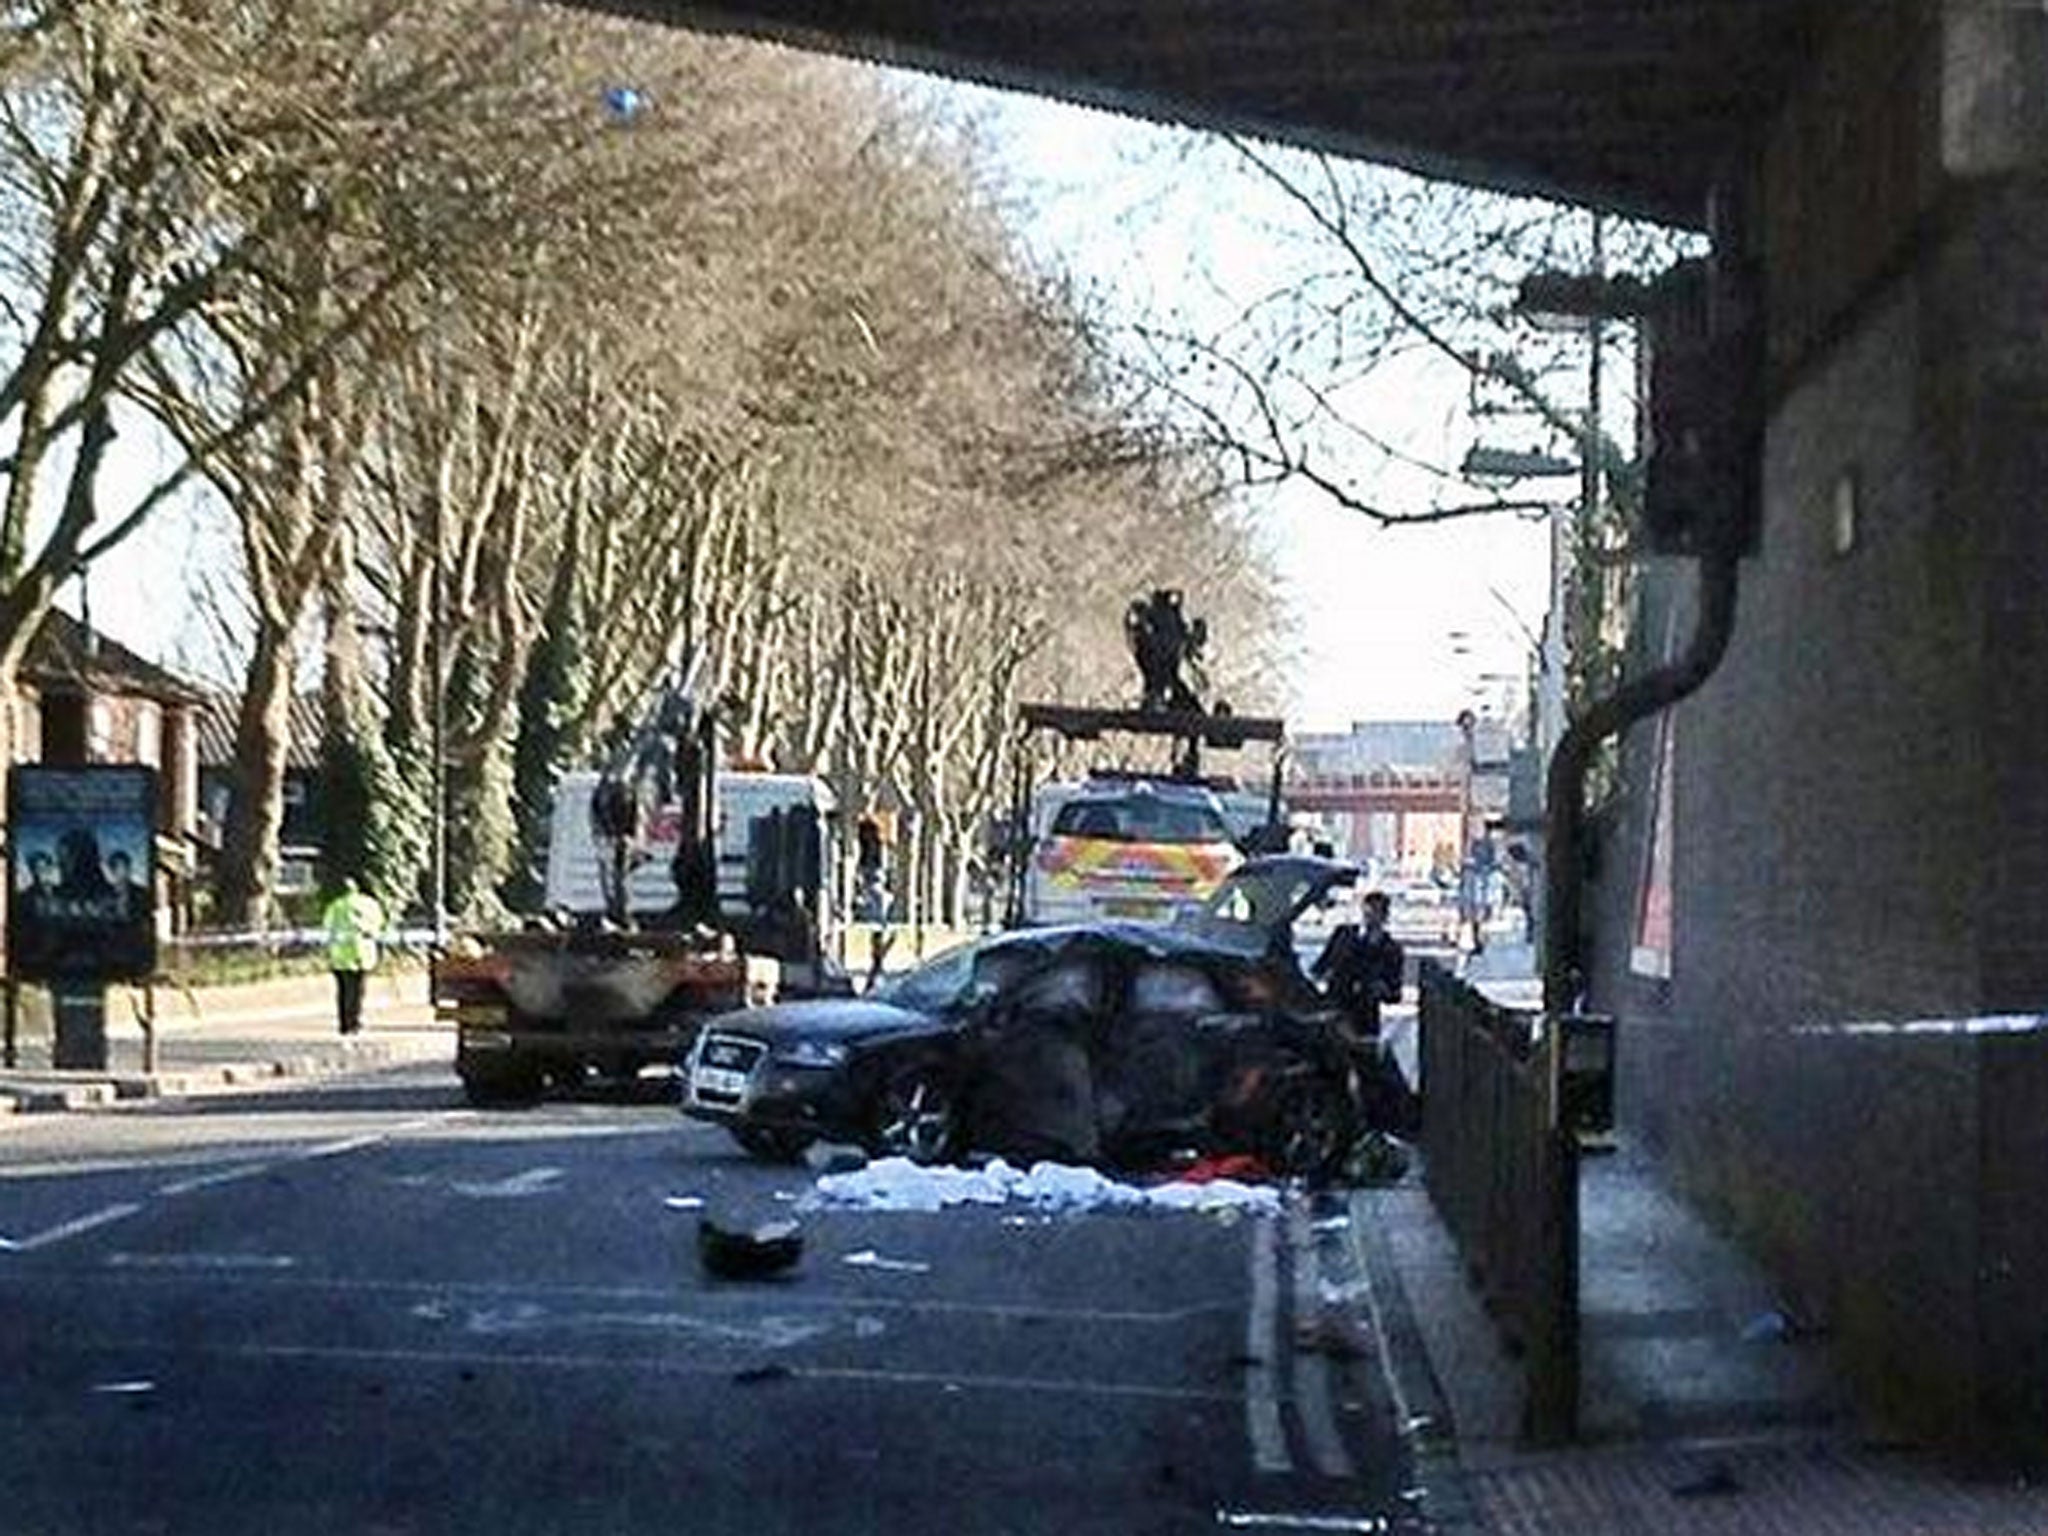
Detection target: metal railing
<box><xmin>1418</xmin><ymin>958</ymin><xmax>1580</xmax><ymax>1444</ymax></box>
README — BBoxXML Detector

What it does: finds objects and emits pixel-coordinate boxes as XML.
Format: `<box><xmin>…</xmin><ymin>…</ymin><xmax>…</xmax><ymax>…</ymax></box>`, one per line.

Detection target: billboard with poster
<box><xmin>1629</xmin><ymin>705</ymin><xmax>1676</xmax><ymax>980</ymax></box>
<box><xmin>8</xmin><ymin>764</ymin><xmax>157</xmax><ymax>982</ymax></box>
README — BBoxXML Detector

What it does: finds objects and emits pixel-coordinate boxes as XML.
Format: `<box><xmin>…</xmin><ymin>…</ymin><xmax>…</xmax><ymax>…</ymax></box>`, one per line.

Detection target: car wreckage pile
<box><xmin>682</xmin><ymin>854</ymin><xmax>1419</xmax><ymax>1185</ymax></box>
<box><xmin>680</xmin><ymin>591</ymin><xmax>1417</xmax><ymax>1189</ymax></box>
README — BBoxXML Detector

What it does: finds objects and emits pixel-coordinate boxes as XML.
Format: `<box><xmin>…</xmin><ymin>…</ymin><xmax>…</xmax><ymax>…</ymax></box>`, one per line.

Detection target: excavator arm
<box><xmin>591</xmin><ymin>675</ymin><xmax>722</xmax><ymax>933</ymax></box>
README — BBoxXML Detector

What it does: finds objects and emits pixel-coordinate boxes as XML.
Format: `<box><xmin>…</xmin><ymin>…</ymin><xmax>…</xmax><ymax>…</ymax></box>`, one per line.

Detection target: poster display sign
<box><xmin>1629</xmin><ymin>711</ymin><xmax>1675</xmax><ymax>981</ymax></box>
<box><xmin>8</xmin><ymin>764</ymin><xmax>157</xmax><ymax>983</ymax></box>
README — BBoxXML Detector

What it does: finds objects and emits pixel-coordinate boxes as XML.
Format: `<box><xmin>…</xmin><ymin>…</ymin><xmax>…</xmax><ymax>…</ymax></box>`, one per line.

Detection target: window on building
<box><xmin>134</xmin><ymin>703</ymin><xmax>161</xmax><ymax>767</ymax></box>
<box><xmin>88</xmin><ymin>699</ymin><xmax>114</xmax><ymax>761</ymax></box>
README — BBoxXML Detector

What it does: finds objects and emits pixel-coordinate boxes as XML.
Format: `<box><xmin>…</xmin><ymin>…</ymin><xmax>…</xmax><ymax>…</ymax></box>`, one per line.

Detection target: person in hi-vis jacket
<box><xmin>322</xmin><ymin>878</ymin><xmax>388</xmax><ymax>1036</ymax></box>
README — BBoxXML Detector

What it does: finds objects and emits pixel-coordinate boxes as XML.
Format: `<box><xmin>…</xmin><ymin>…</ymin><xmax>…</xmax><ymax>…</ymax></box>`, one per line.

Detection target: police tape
<box><xmin>156</xmin><ymin>926</ymin><xmax>442</xmax><ymax>953</ymax></box>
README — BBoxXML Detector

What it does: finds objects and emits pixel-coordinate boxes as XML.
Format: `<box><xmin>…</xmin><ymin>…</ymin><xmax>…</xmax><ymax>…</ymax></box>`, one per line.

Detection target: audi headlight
<box><xmin>778</xmin><ymin>1039</ymin><xmax>849</xmax><ymax>1069</ymax></box>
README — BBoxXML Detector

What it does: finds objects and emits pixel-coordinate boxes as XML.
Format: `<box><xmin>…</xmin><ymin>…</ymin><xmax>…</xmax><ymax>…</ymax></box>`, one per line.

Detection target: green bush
<box><xmin>152</xmin><ymin>943</ymin><xmax>427</xmax><ymax>990</ymax></box>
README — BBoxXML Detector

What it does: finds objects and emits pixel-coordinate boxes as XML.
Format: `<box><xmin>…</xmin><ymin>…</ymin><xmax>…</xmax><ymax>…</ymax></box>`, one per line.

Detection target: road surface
<box><xmin>0</xmin><ymin>1064</ymin><xmax>1417</xmax><ymax>1535</ymax></box>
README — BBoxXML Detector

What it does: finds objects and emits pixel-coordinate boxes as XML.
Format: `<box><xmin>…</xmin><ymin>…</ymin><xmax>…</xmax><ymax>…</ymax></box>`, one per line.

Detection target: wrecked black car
<box><xmin>680</xmin><ymin>856</ymin><xmax>1413</xmax><ymax>1178</ymax></box>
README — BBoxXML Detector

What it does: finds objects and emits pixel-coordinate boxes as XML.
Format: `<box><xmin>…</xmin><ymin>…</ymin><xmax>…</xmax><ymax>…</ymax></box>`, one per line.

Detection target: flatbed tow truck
<box><xmin>434</xmin><ymin>680</ymin><xmax>846</xmax><ymax>1104</ymax></box>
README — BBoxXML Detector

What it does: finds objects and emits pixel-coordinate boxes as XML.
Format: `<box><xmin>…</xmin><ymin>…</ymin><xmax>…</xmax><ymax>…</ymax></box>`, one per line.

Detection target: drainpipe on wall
<box><xmin>1540</xmin><ymin>541</ymin><xmax>1740</xmax><ymax>1013</ymax></box>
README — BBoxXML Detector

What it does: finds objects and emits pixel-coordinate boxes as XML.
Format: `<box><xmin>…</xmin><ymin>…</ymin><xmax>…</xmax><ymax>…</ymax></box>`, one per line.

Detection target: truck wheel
<box><xmin>868</xmin><ymin>1064</ymin><xmax>961</xmax><ymax>1166</ymax></box>
<box><xmin>459</xmin><ymin>1060</ymin><xmax>545</xmax><ymax>1108</ymax></box>
<box><xmin>730</xmin><ymin>1125</ymin><xmax>815</xmax><ymax>1164</ymax></box>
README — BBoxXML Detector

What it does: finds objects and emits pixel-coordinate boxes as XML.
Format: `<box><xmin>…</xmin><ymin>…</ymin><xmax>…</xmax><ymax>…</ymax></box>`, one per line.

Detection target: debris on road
<box><xmin>804</xmin><ymin>1142</ymin><xmax>869</xmax><ymax>1175</ymax></box>
<box><xmin>1740</xmin><ymin>1309</ymin><xmax>1792</xmax><ymax>1342</ymax></box>
<box><xmin>1343</xmin><ymin>1132</ymin><xmax>1412</xmax><ymax>1186</ymax></box>
<box><xmin>1738</xmin><ymin>1305</ymin><xmax>1819</xmax><ymax>1342</ymax></box>
<box><xmin>1176</xmin><ymin>1153</ymin><xmax>1273</xmax><ymax>1185</ymax></box>
<box><xmin>1669</xmin><ymin>1461</ymin><xmax>1743</xmax><ymax>1499</ymax></box>
<box><xmin>663</xmin><ymin>1195</ymin><xmax>706</xmax><ymax>1211</ymax></box>
<box><xmin>803</xmin><ymin>1155</ymin><xmax>1282</xmax><ymax>1216</ymax></box>
<box><xmin>698</xmin><ymin>1217</ymin><xmax>804</xmax><ymax>1280</ymax></box>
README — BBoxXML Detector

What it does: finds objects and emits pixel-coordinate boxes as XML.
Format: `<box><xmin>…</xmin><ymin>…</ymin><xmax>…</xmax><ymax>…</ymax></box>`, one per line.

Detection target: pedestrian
<box><xmin>1313</xmin><ymin>890</ymin><xmax>1419</xmax><ymax>1138</ymax></box>
<box><xmin>322</xmin><ymin>877</ymin><xmax>387</xmax><ymax>1037</ymax></box>
<box><xmin>1312</xmin><ymin>889</ymin><xmax>1404</xmax><ymax>1040</ymax></box>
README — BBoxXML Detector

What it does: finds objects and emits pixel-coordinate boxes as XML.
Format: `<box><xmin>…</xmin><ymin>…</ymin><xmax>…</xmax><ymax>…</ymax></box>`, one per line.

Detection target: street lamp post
<box><xmin>1458</xmin><ymin>451</ymin><xmax>1576</xmax><ymax>767</ymax></box>
<box><xmin>429</xmin><ymin>492</ymin><xmax>447</xmax><ymax>946</ymax></box>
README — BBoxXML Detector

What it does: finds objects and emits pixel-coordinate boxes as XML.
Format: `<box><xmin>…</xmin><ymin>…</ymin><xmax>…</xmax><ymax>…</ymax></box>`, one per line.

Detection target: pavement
<box><xmin>1351</xmin><ymin>940</ymin><xmax>2048</xmax><ymax>1535</ymax></box>
<box><xmin>0</xmin><ymin>967</ymin><xmax>450</xmax><ymax>1114</ymax></box>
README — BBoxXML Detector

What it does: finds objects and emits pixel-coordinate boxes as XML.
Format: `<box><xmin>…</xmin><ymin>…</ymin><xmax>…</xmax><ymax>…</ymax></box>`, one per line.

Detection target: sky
<box><xmin>71</xmin><ymin>58</ymin><xmax>1563</xmax><ymax>736</ymax></box>
<box><xmin>926</xmin><ymin>82</ymin><xmax>1558</xmax><ymax>735</ymax></box>
<box><xmin>59</xmin><ymin>416</ymin><xmax>235</xmax><ymax>687</ymax></box>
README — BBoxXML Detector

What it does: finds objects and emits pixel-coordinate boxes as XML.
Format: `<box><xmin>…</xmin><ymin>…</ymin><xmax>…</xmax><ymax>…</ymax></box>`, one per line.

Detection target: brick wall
<box><xmin>1583</xmin><ymin>2</ymin><xmax>2048</xmax><ymax>1456</ymax></box>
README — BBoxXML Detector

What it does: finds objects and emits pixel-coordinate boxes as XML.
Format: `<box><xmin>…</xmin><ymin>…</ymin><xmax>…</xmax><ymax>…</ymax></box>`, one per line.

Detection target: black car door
<box><xmin>1096</xmin><ymin>958</ymin><xmax>1231</xmax><ymax>1151</ymax></box>
<box><xmin>967</xmin><ymin>949</ymin><xmax>1109</xmax><ymax>1164</ymax></box>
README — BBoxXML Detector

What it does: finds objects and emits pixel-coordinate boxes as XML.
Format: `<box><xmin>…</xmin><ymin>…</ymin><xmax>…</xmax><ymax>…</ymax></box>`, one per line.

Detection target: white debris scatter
<box><xmin>663</xmin><ymin>1195</ymin><xmax>707</xmax><ymax>1211</ymax></box>
<box><xmin>841</xmin><ymin>1249</ymin><xmax>932</xmax><ymax>1274</ymax></box>
<box><xmin>803</xmin><ymin>1157</ymin><xmax>1281</xmax><ymax>1216</ymax></box>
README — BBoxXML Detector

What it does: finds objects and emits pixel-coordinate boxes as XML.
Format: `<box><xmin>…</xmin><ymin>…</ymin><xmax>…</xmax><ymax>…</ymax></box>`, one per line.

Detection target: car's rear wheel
<box><xmin>1264</xmin><ymin>1069</ymin><xmax>1354</xmax><ymax>1182</ymax></box>
<box><xmin>729</xmin><ymin>1125</ymin><xmax>815</xmax><ymax>1164</ymax></box>
<box><xmin>868</xmin><ymin>1064</ymin><xmax>961</xmax><ymax>1165</ymax></box>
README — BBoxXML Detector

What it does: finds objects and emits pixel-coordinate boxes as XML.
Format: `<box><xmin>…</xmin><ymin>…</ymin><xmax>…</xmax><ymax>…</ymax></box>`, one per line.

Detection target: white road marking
<box><xmin>1287</xmin><ymin>1207</ymin><xmax>1357</xmax><ymax>1479</ymax></box>
<box><xmin>92</xmin><ymin>1268</ymin><xmax>1229</xmax><ymax>1325</ymax></box>
<box><xmin>153</xmin><ymin>1114</ymin><xmax>461</xmax><ymax>1200</ymax></box>
<box><xmin>106</xmin><ymin>1252</ymin><xmax>297</xmax><ymax>1271</ymax></box>
<box><xmin>1216</xmin><ymin>1513</ymin><xmax>1389</xmax><ymax>1533</ymax></box>
<box><xmin>841</xmin><ymin>1249</ymin><xmax>931</xmax><ymax>1274</ymax></box>
<box><xmin>0</xmin><ymin>1202</ymin><xmax>143</xmax><ymax>1253</ymax></box>
<box><xmin>6</xmin><ymin>1112</ymin><xmax>458</xmax><ymax>1257</ymax></box>
<box><xmin>456</xmin><ymin>1303</ymin><xmax>836</xmax><ymax>1348</ymax></box>
<box><xmin>450</xmin><ymin>1167</ymin><xmax>564</xmax><ymax>1199</ymax></box>
<box><xmin>156</xmin><ymin>1162</ymin><xmax>277</xmax><ymax>1197</ymax></box>
<box><xmin>185</xmin><ymin>1340</ymin><xmax>1241</xmax><ymax>1402</ymax></box>
<box><xmin>1353</xmin><ymin>1210</ymin><xmax>1436</xmax><ymax>1454</ymax></box>
<box><xmin>299</xmin><ymin>1133</ymin><xmax>397</xmax><ymax>1161</ymax></box>
<box><xmin>1246</xmin><ymin>1215</ymin><xmax>1294</xmax><ymax>1474</ymax></box>
<box><xmin>791</xmin><ymin>1363</ymin><xmax>1235</xmax><ymax>1403</ymax></box>
<box><xmin>299</xmin><ymin>1115</ymin><xmax>456</xmax><ymax>1162</ymax></box>
<box><xmin>89</xmin><ymin>1380</ymin><xmax>157</xmax><ymax>1396</ymax></box>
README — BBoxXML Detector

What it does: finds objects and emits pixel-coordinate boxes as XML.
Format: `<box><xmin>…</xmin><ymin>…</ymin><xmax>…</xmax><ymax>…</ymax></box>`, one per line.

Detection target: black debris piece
<box><xmin>1669</xmin><ymin>1462</ymin><xmax>1743</xmax><ymax>1499</ymax></box>
<box><xmin>699</xmin><ymin>1216</ymin><xmax>805</xmax><ymax>1280</ymax></box>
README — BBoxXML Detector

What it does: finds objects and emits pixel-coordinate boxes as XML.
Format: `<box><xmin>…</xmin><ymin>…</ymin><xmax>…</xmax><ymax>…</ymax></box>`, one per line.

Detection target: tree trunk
<box><xmin>214</xmin><ymin>628</ymin><xmax>296</xmax><ymax>930</ymax></box>
<box><xmin>321</xmin><ymin>539</ymin><xmax>367</xmax><ymax>731</ymax></box>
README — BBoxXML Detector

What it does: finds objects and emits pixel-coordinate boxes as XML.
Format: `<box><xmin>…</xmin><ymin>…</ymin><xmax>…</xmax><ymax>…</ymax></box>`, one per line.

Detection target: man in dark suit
<box><xmin>1312</xmin><ymin>890</ymin><xmax>1404</xmax><ymax>1039</ymax></box>
<box><xmin>1313</xmin><ymin>889</ymin><xmax>1419</xmax><ymax>1138</ymax></box>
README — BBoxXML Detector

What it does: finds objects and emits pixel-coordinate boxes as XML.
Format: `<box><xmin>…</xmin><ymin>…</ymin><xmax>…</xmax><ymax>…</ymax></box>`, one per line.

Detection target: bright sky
<box><xmin>64</xmin><ymin>415</ymin><xmax>234</xmax><ymax>687</ymax></box>
<box><xmin>943</xmin><ymin>85</ymin><xmax>1556</xmax><ymax>735</ymax></box>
